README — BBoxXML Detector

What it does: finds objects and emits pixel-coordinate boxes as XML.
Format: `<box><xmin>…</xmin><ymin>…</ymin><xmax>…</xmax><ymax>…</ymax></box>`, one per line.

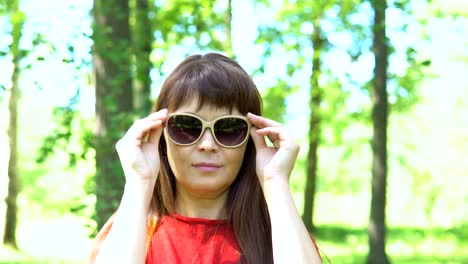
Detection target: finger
<box><xmin>249</xmin><ymin>126</ymin><xmax>268</xmax><ymax>150</ymax></box>
<box><xmin>134</xmin><ymin>120</ymin><xmax>164</xmax><ymax>141</ymax></box>
<box><xmin>255</xmin><ymin>126</ymin><xmax>284</xmax><ymax>141</ymax></box>
<box><xmin>131</xmin><ymin>108</ymin><xmax>168</xmax><ymax>130</ymax></box>
<box><xmin>144</xmin><ymin>108</ymin><xmax>168</xmax><ymax>122</ymax></box>
<box><xmin>146</xmin><ymin>120</ymin><xmax>164</xmax><ymax>144</ymax></box>
<box><xmin>247</xmin><ymin>113</ymin><xmax>281</xmax><ymax>129</ymax></box>
<box><xmin>129</xmin><ymin>109</ymin><xmax>168</xmax><ymax>140</ymax></box>
<box><xmin>255</xmin><ymin>127</ymin><xmax>291</xmax><ymax>149</ymax></box>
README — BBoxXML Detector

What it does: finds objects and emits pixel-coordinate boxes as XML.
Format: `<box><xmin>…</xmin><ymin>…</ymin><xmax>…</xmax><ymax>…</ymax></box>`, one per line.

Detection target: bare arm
<box><xmin>263</xmin><ymin>180</ymin><xmax>321</xmax><ymax>264</ymax></box>
<box><xmin>95</xmin><ymin>182</ymin><xmax>154</xmax><ymax>263</ymax></box>
<box><xmin>248</xmin><ymin>113</ymin><xmax>322</xmax><ymax>264</ymax></box>
<box><xmin>94</xmin><ymin>109</ymin><xmax>168</xmax><ymax>263</ymax></box>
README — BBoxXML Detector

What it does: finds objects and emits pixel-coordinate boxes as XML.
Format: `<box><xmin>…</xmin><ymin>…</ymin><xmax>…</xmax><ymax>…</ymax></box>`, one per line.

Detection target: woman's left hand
<box><xmin>247</xmin><ymin>113</ymin><xmax>300</xmax><ymax>189</ymax></box>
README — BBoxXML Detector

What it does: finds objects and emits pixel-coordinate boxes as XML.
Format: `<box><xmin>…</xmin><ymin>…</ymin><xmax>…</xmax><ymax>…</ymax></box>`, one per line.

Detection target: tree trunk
<box><xmin>303</xmin><ymin>19</ymin><xmax>324</xmax><ymax>232</ymax></box>
<box><xmin>224</xmin><ymin>0</ymin><xmax>233</xmax><ymax>58</ymax></box>
<box><xmin>368</xmin><ymin>0</ymin><xmax>390</xmax><ymax>263</ymax></box>
<box><xmin>133</xmin><ymin>0</ymin><xmax>153</xmax><ymax>115</ymax></box>
<box><xmin>4</xmin><ymin>59</ymin><xmax>19</xmax><ymax>250</ymax></box>
<box><xmin>4</xmin><ymin>0</ymin><xmax>24</xmax><ymax>249</ymax></box>
<box><xmin>92</xmin><ymin>0</ymin><xmax>134</xmax><ymax>229</ymax></box>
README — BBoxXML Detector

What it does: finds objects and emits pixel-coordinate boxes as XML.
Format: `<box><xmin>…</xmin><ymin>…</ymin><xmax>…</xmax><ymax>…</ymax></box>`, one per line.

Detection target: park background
<box><xmin>0</xmin><ymin>0</ymin><xmax>467</xmax><ymax>263</ymax></box>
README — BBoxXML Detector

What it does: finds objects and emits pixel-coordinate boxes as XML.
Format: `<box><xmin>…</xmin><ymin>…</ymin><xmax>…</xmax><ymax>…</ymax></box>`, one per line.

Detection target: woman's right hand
<box><xmin>115</xmin><ymin>109</ymin><xmax>168</xmax><ymax>184</ymax></box>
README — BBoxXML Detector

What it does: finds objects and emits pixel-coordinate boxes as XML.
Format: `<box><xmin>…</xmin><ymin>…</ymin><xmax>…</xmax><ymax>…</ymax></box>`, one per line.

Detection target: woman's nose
<box><xmin>197</xmin><ymin>129</ymin><xmax>219</xmax><ymax>151</ymax></box>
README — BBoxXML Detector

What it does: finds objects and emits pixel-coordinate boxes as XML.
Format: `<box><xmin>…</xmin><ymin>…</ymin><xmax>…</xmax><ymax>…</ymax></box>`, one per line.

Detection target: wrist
<box><xmin>123</xmin><ymin>178</ymin><xmax>156</xmax><ymax>209</ymax></box>
<box><xmin>125</xmin><ymin>176</ymin><xmax>157</xmax><ymax>189</ymax></box>
<box><xmin>262</xmin><ymin>177</ymin><xmax>291</xmax><ymax>203</ymax></box>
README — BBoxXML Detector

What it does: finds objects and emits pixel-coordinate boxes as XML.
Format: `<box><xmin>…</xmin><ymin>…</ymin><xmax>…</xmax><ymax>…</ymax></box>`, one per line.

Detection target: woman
<box><xmin>89</xmin><ymin>53</ymin><xmax>321</xmax><ymax>263</ymax></box>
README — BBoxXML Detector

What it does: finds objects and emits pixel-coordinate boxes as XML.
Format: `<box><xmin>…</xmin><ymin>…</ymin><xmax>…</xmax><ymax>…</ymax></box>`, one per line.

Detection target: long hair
<box><xmin>150</xmin><ymin>53</ymin><xmax>273</xmax><ymax>264</ymax></box>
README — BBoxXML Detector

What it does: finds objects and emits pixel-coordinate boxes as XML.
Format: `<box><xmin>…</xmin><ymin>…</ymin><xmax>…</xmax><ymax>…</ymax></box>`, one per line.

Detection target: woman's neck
<box><xmin>174</xmin><ymin>186</ymin><xmax>229</xmax><ymax>220</ymax></box>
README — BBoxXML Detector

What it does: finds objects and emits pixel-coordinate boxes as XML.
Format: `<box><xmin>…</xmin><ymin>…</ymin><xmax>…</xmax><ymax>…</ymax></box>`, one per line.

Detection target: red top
<box><xmin>145</xmin><ymin>214</ymin><xmax>242</xmax><ymax>264</ymax></box>
<box><xmin>87</xmin><ymin>213</ymin><xmax>321</xmax><ymax>264</ymax></box>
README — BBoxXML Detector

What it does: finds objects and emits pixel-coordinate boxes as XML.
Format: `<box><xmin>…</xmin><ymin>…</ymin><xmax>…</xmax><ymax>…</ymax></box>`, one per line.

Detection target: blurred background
<box><xmin>0</xmin><ymin>0</ymin><xmax>467</xmax><ymax>263</ymax></box>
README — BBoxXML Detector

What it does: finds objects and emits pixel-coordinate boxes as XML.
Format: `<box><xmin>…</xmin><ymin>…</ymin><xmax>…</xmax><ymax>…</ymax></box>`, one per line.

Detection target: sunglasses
<box><xmin>165</xmin><ymin>113</ymin><xmax>251</xmax><ymax>148</ymax></box>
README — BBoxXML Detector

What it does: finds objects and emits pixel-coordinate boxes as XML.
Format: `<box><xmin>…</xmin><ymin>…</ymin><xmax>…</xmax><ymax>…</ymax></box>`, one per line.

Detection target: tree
<box><xmin>92</xmin><ymin>0</ymin><xmax>134</xmax><ymax>229</ymax></box>
<box><xmin>91</xmin><ymin>0</ymin><xmax>232</xmax><ymax>229</ymax></box>
<box><xmin>256</xmin><ymin>0</ymin><xmax>361</xmax><ymax>231</ymax></box>
<box><xmin>3</xmin><ymin>0</ymin><xmax>25</xmax><ymax>248</ymax></box>
<box><xmin>303</xmin><ymin>15</ymin><xmax>324</xmax><ymax>231</ymax></box>
<box><xmin>368</xmin><ymin>0</ymin><xmax>390</xmax><ymax>262</ymax></box>
<box><xmin>132</xmin><ymin>0</ymin><xmax>153</xmax><ymax>115</ymax></box>
<box><xmin>224</xmin><ymin>0</ymin><xmax>233</xmax><ymax>57</ymax></box>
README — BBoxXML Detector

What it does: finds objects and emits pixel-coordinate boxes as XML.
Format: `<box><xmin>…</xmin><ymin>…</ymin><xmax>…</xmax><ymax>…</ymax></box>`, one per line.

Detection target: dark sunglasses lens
<box><xmin>214</xmin><ymin>118</ymin><xmax>249</xmax><ymax>146</ymax></box>
<box><xmin>168</xmin><ymin>115</ymin><xmax>203</xmax><ymax>144</ymax></box>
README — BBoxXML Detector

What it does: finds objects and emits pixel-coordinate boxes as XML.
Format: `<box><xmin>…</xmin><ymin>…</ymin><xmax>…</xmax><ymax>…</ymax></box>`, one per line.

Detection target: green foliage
<box><xmin>262</xmin><ymin>80</ymin><xmax>298</xmax><ymax>122</ymax></box>
<box><xmin>18</xmin><ymin>28</ymin><xmax>94</xmax><ymax>181</ymax></box>
<box><xmin>36</xmin><ymin>90</ymin><xmax>93</xmax><ymax>168</ymax></box>
<box><xmin>430</xmin><ymin>0</ymin><xmax>468</xmax><ymax>16</ymax></box>
<box><xmin>255</xmin><ymin>0</ymin><xmax>372</xmax><ymax>140</ymax></box>
<box><xmin>0</xmin><ymin>0</ymin><xmax>25</xmax><ymax>54</ymax></box>
<box><xmin>152</xmin><ymin>0</ymin><xmax>226</xmax><ymax>60</ymax></box>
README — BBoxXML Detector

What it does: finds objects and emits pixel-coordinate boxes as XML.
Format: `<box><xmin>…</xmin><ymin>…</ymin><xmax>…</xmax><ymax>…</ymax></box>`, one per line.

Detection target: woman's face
<box><xmin>164</xmin><ymin>98</ymin><xmax>248</xmax><ymax>199</ymax></box>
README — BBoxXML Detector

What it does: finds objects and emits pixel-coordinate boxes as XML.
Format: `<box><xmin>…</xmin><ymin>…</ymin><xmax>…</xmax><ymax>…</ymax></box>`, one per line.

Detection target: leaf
<box><xmin>421</xmin><ymin>60</ymin><xmax>431</xmax><ymax>66</ymax></box>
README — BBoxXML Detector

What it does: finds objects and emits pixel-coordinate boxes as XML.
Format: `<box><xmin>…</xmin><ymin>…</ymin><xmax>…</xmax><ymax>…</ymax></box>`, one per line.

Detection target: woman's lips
<box><xmin>193</xmin><ymin>162</ymin><xmax>222</xmax><ymax>172</ymax></box>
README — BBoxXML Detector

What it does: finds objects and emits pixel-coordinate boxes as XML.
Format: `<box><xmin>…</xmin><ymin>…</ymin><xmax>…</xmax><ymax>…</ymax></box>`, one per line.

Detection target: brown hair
<box><xmin>150</xmin><ymin>53</ymin><xmax>273</xmax><ymax>263</ymax></box>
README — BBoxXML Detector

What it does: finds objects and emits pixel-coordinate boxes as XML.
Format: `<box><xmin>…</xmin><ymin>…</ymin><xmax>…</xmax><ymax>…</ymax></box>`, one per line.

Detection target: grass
<box><xmin>0</xmin><ymin>246</ymin><xmax>81</xmax><ymax>264</ymax></box>
<box><xmin>315</xmin><ymin>225</ymin><xmax>468</xmax><ymax>263</ymax></box>
<box><xmin>0</xmin><ymin>215</ymin><xmax>91</xmax><ymax>264</ymax></box>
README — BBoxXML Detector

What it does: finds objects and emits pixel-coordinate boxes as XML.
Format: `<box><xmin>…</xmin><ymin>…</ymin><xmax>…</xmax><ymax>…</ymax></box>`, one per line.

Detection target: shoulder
<box><xmin>309</xmin><ymin>232</ymin><xmax>321</xmax><ymax>259</ymax></box>
<box><xmin>86</xmin><ymin>213</ymin><xmax>117</xmax><ymax>263</ymax></box>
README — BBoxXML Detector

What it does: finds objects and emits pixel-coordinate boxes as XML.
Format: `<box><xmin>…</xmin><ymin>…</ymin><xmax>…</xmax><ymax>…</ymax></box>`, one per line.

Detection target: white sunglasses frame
<box><xmin>165</xmin><ymin>112</ymin><xmax>251</xmax><ymax>148</ymax></box>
